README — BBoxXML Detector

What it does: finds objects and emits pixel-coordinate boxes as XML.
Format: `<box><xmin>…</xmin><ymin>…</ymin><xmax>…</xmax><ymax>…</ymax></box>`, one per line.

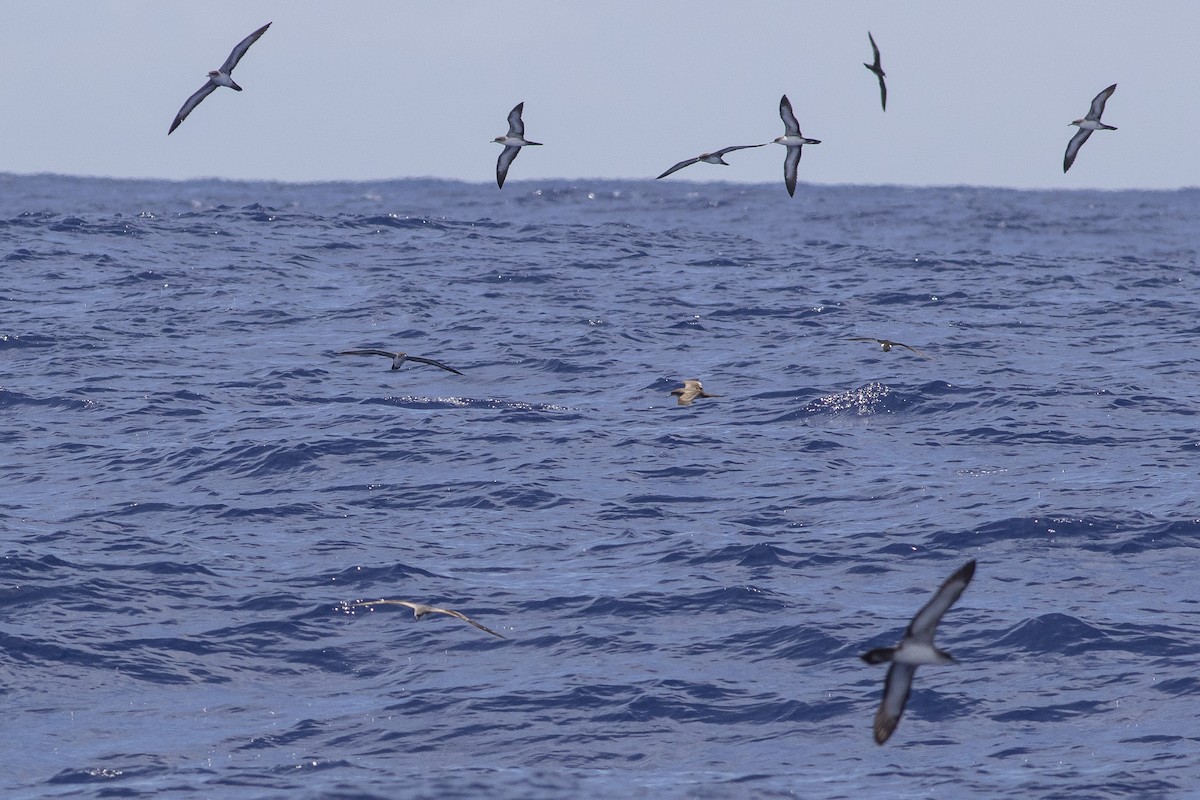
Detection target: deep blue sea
<box><xmin>2</xmin><ymin>173</ymin><xmax>1199</xmax><ymax>799</ymax></box>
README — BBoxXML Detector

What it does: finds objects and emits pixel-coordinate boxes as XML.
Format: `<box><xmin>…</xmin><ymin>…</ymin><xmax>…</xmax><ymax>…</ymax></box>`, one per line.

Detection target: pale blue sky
<box><xmin>0</xmin><ymin>1</ymin><xmax>1194</xmax><ymax>189</ymax></box>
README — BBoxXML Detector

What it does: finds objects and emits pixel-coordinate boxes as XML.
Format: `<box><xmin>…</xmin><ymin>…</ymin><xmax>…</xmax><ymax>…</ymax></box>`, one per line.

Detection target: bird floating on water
<box><xmin>671</xmin><ymin>379</ymin><xmax>719</xmax><ymax>406</ymax></box>
<box><xmin>493</xmin><ymin>102</ymin><xmax>542</xmax><ymax>188</ymax></box>
<box><xmin>861</xmin><ymin>560</ymin><xmax>976</xmax><ymax>745</ymax></box>
<box><xmin>339</xmin><ymin>349</ymin><xmax>464</xmax><ymax>374</ymax></box>
<box><xmin>168</xmin><ymin>22</ymin><xmax>272</xmax><ymax>135</ymax></box>
<box><xmin>773</xmin><ymin>95</ymin><xmax>821</xmax><ymax>197</ymax></box>
<box><xmin>349</xmin><ymin>599</ymin><xmax>506</xmax><ymax>639</ymax></box>
<box><xmin>655</xmin><ymin>144</ymin><xmax>766</xmax><ymax>180</ymax></box>
<box><xmin>847</xmin><ymin>337</ymin><xmax>932</xmax><ymax>359</ymax></box>
<box><xmin>863</xmin><ymin>32</ymin><xmax>887</xmax><ymax>112</ymax></box>
<box><xmin>1064</xmin><ymin>84</ymin><xmax>1117</xmax><ymax>173</ymax></box>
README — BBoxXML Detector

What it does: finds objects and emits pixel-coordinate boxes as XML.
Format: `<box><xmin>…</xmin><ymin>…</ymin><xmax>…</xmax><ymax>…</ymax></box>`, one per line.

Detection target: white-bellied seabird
<box><xmin>349</xmin><ymin>599</ymin><xmax>506</xmax><ymax>639</ymax></box>
<box><xmin>493</xmin><ymin>102</ymin><xmax>542</xmax><ymax>188</ymax></box>
<box><xmin>773</xmin><ymin>95</ymin><xmax>821</xmax><ymax>197</ymax></box>
<box><xmin>339</xmin><ymin>349</ymin><xmax>464</xmax><ymax>374</ymax></box>
<box><xmin>168</xmin><ymin>22</ymin><xmax>272</xmax><ymax>135</ymax></box>
<box><xmin>655</xmin><ymin>144</ymin><xmax>766</xmax><ymax>180</ymax></box>
<box><xmin>847</xmin><ymin>337</ymin><xmax>932</xmax><ymax>359</ymax></box>
<box><xmin>864</xmin><ymin>32</ymin><xmax>887</xmax><ymax>112</ymax></box>
<box><xmin>1063</xmin><ymin>84</ymin><xmax>1117</xmax><ymax>172</ymax></box>
<box><xmin>860</xmin><ymin>559</ymin><xmax>976</xmax><ymax>745</ymax></box>
<box><xmin>671</xmin><ymin>379</ymin><xmax>719</xmax><ymax>406</ymax></box>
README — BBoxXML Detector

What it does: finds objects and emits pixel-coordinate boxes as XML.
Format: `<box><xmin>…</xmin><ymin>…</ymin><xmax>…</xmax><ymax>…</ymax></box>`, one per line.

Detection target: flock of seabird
<box><xmin>168</xmin><ymin>25</ymin><xmax>1120</xmax><ymax>190</ymax></box>
<box><xmin>157</xmin><ymin>22</ymin><xmax>1118</xmax><ymax>747</ymax></box>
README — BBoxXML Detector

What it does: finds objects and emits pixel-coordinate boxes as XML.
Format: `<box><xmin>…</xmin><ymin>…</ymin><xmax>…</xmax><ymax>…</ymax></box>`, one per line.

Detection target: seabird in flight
<box><xmin>671</xmin><ymin>379</ymin><xmax>719</xmax><ymax>406</ymax></box>
<box><xmin>349</xmin><ymin>599</ymin><xmax>506</xmax><ymax>639</ymax></box>
<box><xmin>847</xmin><ymin>337</ymin><xmax>932</xmax><ymax>359</ymax></box>
<box><xmin>864</xmin><ymin>32</ymin><xmax>887</xmax><ymax>111</ymax></box>
<box><xmin>168</xmin><ymin>22</ymin><xmax>272</xmax><ymax>135</ymax></box>
<box><xmin>655</xmin><ymin>144</ymin><xmax>766</xmax><ymax>180</ymax></box>
<box><xmin>493</xmin><ymin>102</ymin><xmax>542</xmax><ymax>188</ymax></box>
<box><xmin>339</xmin><ymin>349</ymin><xmax>464</xmax><ymax>374</ymax></box>
<box><xmin>772</xmin><ymin>95</ymin><xmax>822</xmax><ymax>197</ymax></box>
<box><xmin>1064</xmin><ymin>84</ymin><xmax>1117</xmax><ymax>172</ymax></box>
<box><xmin>860</xmin><ymin>560</ymin><xmax>976</xmax><ymax>745</ymax></box>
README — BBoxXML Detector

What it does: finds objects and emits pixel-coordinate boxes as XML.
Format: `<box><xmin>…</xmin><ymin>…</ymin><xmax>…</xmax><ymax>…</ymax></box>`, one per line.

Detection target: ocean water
<box><xmin>2</xmin><ymin>173</ymin><xmax>1199</xmax><ymax>799</ymax></box>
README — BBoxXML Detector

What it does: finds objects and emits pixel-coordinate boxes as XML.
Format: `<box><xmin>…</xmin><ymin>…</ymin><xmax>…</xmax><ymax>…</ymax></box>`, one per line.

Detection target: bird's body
<box><xmin>656</xmin><ymin>144</ymin><xmax>766</xmax><ymax>180</ymax></box>
<box><xmin>861</xmin><ymin>560</ymin><xmax>976</xmax><ymax>744</ymax></box>
<box><xmin>772</xmin><ymin>95</ymin><xmax>821</xmax><ymax>197</ymax></box>
<box><xmin>671</xmin><ymin>379</ymin><xmax>719</xmax><ymax>406</ymax></box>
<box><xmin>1064</xmin><ymin>84</ymin><xmax>1117</xmax><ymax>172</ymax></box>
<box><xmin>864</xmin><ymin>32</ymin><xmax>887</xmax><ymax>111</ymax></box>
<box><xmin>493</xmin><ymin>102</ymin><xmax>542</xmax><ymax>188</ymax></box>
<box><xmin>339</xmin><ymin>349</ymin><xmax>464</xmax><ymax>374</ymax></box>
<box><xmin>847</xmin><ymin>337</ymin><xmax>932</xmax><ymax>359</ymax></box>
<box><xmin>350</xmin><ymin>599</ymin><xmax>506</xmax><ymax>639</ymax></box>
<box><xmin>169</xmin><ymin>22</ymin><xmax>271</xmax><ymax>135</ymax></box>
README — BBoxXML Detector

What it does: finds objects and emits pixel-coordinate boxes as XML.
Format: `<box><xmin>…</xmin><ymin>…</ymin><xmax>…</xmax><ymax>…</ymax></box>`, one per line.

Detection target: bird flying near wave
<box><xmin>861</xmin><ymin>560</ymin><xmax>976</xmax><ymax>744</ymax></box>
<box><xmin>349</xmin><ymin>599</ymin><xmax>506</xmax><ymax>639</ymax></box>
<box><xmin>339</xmin><ymin>349</ymin><xmax>464</xmax><ymax>374</ymax></box>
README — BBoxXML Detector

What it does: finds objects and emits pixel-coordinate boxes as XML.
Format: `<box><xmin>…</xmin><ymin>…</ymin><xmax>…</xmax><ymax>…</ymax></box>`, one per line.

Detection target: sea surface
<box><xmin>2</xmin><ymin>173</ymin><xmax>1199</xmax><ymax>799</ymax></box>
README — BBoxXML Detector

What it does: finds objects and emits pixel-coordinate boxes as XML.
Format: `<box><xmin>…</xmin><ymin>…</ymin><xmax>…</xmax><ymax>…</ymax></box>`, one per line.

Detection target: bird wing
<box><xmin>339</xmin><ymin>349</ymin><xmax>399</xmax><ymax>359</ymax></box>
<box><xmin>168</xmin><ymin>81</ymin><xmax>218</xmax><ymax>134</ymax></box>
<box><xmin>874</xmin><ymin>662</ymin><xmax>916</xmax><ymax>744</ymax></box>
<box><xmin>1063</xmin><ymin>128</ymin><xmax>1093</xmax><ymax>172</ymax></box>
<box><xmin>906</xmin><ymin>560</ymin><xmax>976</xmax><ymax>642</ymax></box>
<box><xmin>779</xmin><ymin>94</ymin><xmax>800</xmax><ymax>136</ymax></box>
<box><xmin>656</xmin><ymin>156</ymin><xmax>702</xmax><ymax>180</ymax></box>
<box><xmin>506</xmin><ymin>102</ymin><xmax>526</xmax><ymax>137</ymax></box>
<box><xmin>868</xmin><ymin>31</ymin><xmax>882</xmax><ymax>69</ymax></box>
<box><xmin>221</xmin><ymin>22</ymin><xmax>272</xmax><ymax>74</ymax></box>
<box><xmin>712</xmin><ymin>144</ymin><xmax>766</xmax><ymax>157</ymax></box>
<box><xmin>896</xmin><ymin>342</ymin><xmax>933</xmax><ymax>359</ymax></box>
<box><xmin>406</xmin><ymin>355</ymin><xmax>465</xmax><ymax>375</ymax></box>
<box><xmin>434</xmin><ymin>607</ymin><xmax>507</xmax><ymax>639</ymax></box>
<box><xmin>351</xmin><ymin>599</ymin><xmax>421</xmax><ymax>613</ymax></box>
<box><xmin>497</xmin><ymin>145</ymin><xmax>521</xmax><ymax>188</ymax></box>
<box><xmin>783</xmin><ymin>145</ymin><xmax>801</xmax><ymax>197</ymax></box>
<box><xmin>1087</xmin><ymin>84</ymin><xmax>1117</xmax><ymax>121</ymax></box>
<box><xmin>878</xmin><ymin>73</ymin><xmax>888</xmax><ymax>112</ymax></box>
<box><xmin>847</xmin><ymin>337</ymin><xmax>882</xmax><ymax>344</ymax></box>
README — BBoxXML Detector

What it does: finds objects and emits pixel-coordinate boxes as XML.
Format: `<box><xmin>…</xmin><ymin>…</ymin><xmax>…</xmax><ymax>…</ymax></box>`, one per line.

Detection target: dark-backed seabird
<box><xmin>671</xmin><ymin>379</ymin><xmax>719</xmax><ymax>406</ymax></box>
<box><xmin>1064</xmin><ymin>84</ymin><xmax>1117</xmax><ymax>172</ymax></box>
<box><xmin>861</xmin><ymin>559</ymin><xmax>976</xmax><ymax>745</ymax></box>
<box><xmin>773</xmin><ymin>95</ymin><xmax>821</xmax><ymax>197</ymax></box>
<box><xmin>350</xmin><ymin>599</ymin><xmax>506</xmax><ymax>639</ymax></box>
<box><xmin>168</xmin><ymin>22</ymin><xmax>271</xmax><ymax>135</ymax></box>
<box><xmin>848</xmin><ymin>337</ymin><xmax>932</xmax><ymax>359</ymax></box>
<box><xmin>339</xmin><ymin>349</ymin><xmax>464</xmax><ymax>374</ymax></box>
<box><xmin>864</xmin><ymin>32</ymin><xmax>887</xmax><ymax>112</ymax></box>
<box><xmin>655</xmin><ymin>144</ymin><xmax>766</xmax><ymax>180</ymax></box>
<box><xmin>493</xmin><ymin>102</ymin><xmax>542</xmax><ymax>188</ymax></box>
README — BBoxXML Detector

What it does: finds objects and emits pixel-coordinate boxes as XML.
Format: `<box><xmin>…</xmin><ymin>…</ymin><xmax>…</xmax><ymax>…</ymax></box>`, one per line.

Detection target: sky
<box><xmin>0</xmin><ymin>1</ymin><xmax>1195</xmax><ymax>190</ymax></box>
